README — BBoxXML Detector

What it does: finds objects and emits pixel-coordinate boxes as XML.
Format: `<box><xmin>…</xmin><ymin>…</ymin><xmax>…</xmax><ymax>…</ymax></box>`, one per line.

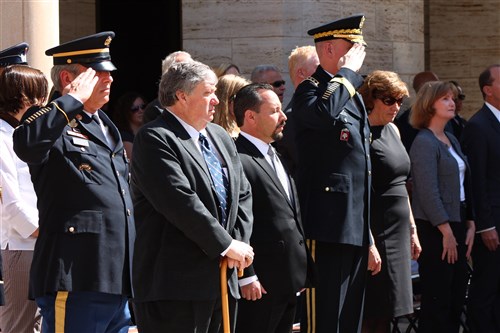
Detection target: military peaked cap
<box><xmin>45</xmin><ymin>31</ymin><xmax>117</xmax><ymax>71</ymax></box>
<box><xmin>308</xmin><ymin>14</ymin><xmax>366</xmax><ymax>45</ymax></box>
<box><xmin>0</xmin><ymin>42</ymin><xmax>29</xmax><ymax>67</ymax></box>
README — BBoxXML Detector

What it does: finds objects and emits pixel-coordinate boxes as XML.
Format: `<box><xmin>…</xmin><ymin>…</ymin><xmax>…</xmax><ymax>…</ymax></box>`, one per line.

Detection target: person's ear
<box><xmin>245</xmin><ymin>109</ymin><xmax>256</xmax><ymax>124</ymax></box>
<box><xmin>483</xmin><ymin>85</ymin><xmax>492</xmax><ymax>97</ymax></box>
<box><xmin>176</xmin><ymin>90</ymin><xmax>187</xmax><ymax>103</ymax></box>
<box><xmin>60</xmin><ymin>70</ymin><xmax>75</xmax><ymax>88</ymax></box>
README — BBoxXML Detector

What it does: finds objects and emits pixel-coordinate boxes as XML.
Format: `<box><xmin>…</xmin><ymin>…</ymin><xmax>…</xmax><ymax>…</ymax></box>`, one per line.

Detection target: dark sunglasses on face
<box><xmin>131</xmin><ymin>104</ymin><xmax>146</xmax><ymax>112</ymax></box>
<box><xmin>379</xmin><ymin>96</ymin><xmax>404</xmax><ymax>106</ymax></box>
<box><xmin>271</xmin><ymin>80</ymin><xmax>286</xmax><ymax>88</ymax></box>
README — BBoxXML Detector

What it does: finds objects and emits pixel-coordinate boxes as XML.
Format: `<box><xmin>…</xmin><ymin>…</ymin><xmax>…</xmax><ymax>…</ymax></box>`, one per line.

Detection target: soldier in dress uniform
<box><xmin>292</xmin><ymin>14</ymin><xmax>381</xmax><ymax>333</ymax></box>
<box><xmin>13</xmin><ymin>32</ymin><xmax>135</xmax><ymax>333</ymax></box>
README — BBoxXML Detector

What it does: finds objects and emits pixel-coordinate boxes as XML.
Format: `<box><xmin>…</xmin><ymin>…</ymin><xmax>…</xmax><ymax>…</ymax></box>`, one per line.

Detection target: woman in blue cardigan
<box><xmin>409</xmin><ymin>80</ymin><xmax>475</xmax><ymax>333</ymax></box>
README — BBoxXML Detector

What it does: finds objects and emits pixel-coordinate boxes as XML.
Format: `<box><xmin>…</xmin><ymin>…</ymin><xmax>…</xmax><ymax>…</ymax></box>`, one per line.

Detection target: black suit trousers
<box><xmin>301</xmin><ymin>242</ymin><xmax>367</xmax><ymax>333</ymax></box>
<box><xmin>416</xmin><ymin>220</ymin><xmax>469</xmax><ymax>333</ymax></box>
<box><xmin>236</xmin><ymin>292</ymin><xmax>297</xmax><ymax>333</ymax></box>
<box><xmin>467</xmin><ymin>236</ymin><xmax>500</xmax><ymax>333</ymax></box>
<box><xmin>134</xmin><ymin>297</ymin><xmax>237</xmax><ymax>333</ymax></box>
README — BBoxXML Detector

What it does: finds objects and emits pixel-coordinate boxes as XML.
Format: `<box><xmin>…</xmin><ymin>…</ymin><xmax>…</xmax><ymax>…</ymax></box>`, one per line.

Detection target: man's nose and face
<box><xmin>260</xmin><ymin>70</ymin><xmax>286</xmax><ymax>103</ymax></box>
<box><xmin>252</xmin><ymin>89</ymin><xmax>287</xmax><ymax>143</ymax></box>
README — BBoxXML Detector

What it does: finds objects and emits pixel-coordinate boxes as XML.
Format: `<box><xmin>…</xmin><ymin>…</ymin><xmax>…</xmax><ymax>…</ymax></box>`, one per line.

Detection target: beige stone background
<box><xmin>1</xmin><ymin>0</ymin><xmax>499</xmax><ymax>119</ymax></box>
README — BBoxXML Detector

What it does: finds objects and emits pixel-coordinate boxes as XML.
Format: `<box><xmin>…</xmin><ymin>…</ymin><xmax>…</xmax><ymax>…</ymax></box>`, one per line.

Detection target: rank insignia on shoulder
<box><xmin>305</xmin><ymin>76</ymin><xmax>319</xmax><ymax>86</ymax></box>
<box><xmin>78</xmin><ymin>163</ymin><xmax>92</xmax><ymax>171</ymax></box>
<box><xmin>340</xmin><ymin>128</ymin><xmax>350</xmax><ymax>141</ymax></box>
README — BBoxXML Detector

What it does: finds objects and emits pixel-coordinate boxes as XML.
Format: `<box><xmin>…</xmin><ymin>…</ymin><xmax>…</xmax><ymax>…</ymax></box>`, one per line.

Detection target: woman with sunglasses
<box><xmin>112</xmin><ymin>91</ymin><xmax>148</xmax><ymax>161</ymax></box>
<box><xmin>409</xmin><ymin>81</ymin><xmax>475</xmax><ymax>332</ymax></box>
<box><xmin>358</xmin><ymin>70</ymin><xmax>422</xmax><ymax>333</ymax></box>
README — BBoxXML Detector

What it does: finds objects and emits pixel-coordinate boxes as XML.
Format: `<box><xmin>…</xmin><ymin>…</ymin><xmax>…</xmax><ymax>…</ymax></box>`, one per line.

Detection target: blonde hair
<box><xmin>410</xmin><ymin>81</ymin><xmax>453</xmax><ymax>129</ymax></box>
<box><xmin>288</xmin><ymin>46</ymin><xmax>315</xmax><ymax>73</ymax></box>
<box><xmin>213</xmin><ymin>74</ymin><xmax>250</xmax><ymax>137</ymax></box>
<box><xmin>212</xmin><ymin>63</ymin><xmax>240</xmax><ymax>78</ymax></box>
<box><xmin>358</xmin><ymin>70</ymin><xmax>409</xmax><ymax>111</ymax></box>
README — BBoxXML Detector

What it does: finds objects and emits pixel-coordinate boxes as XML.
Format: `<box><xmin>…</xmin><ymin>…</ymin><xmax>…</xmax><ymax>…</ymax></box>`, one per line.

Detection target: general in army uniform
<box><xmin>292</xmin><ymin>15</ymin><xmax>379</xmax><ymax>333</ymax></box>
<box><xmin>13</xmin><ymin>32</ymin><xmax>135</xmax><ymax>333</ymax></box>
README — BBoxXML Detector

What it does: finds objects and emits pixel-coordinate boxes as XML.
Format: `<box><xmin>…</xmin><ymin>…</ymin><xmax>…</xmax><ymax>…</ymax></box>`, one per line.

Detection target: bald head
<box><xmin>412</xmin><ymin>71</ymin><xmax>439</xmax><ymax>93</ymax></box>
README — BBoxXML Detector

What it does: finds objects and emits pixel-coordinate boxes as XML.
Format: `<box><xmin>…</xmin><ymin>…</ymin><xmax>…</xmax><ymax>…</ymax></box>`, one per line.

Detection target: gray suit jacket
<box><xmin>410</xmin><ymin>128</ymin><xmax>474</xmax><ymax>226</ymax></box>
<box><xmin>130</xmin><ymin>111</ymin><xmax>253</xmax><ymax>302</ymax></box>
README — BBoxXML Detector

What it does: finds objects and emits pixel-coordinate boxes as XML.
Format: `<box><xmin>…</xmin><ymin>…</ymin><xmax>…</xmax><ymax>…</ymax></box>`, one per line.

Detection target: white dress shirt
<box><xmin>0</xmin><ymin>118</ymin><xmax>38</xmax><ymax>250</ymax></box>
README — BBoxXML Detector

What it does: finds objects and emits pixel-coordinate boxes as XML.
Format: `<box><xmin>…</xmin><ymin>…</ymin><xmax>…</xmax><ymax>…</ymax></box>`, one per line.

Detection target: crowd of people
<box><xmin>0</xmin><ymin>12</ymin><xmax>499</xmax><ymax>333</ymax></box>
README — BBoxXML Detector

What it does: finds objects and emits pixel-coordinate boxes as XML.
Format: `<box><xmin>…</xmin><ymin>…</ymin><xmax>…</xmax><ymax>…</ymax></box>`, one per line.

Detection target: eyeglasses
<box><xmin>379</xmin><ymin>96</ymin><xmax>404</xmax><ymax>106</ymax></box>
<box><xmin>271</xmin><ymin>80</ymin><xmax>286</xmax><ymax>88</ymax></box>
<box><xmin>131</xmin><ymin>104</ymin><xmax>146</xmax><ymax>112</ymax></box>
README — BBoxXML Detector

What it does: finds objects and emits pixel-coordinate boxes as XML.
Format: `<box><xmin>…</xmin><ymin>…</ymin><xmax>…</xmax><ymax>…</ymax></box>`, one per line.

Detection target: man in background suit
<box><xmin>293</xmin><ymin>14</ymin><xmax>381</xmax><ymax>333</ymax></box>
<box><xmin>394</xmin><ymin>71</ymin><xmax>439</xmax><ymax>153</ymax></box>
<box><xmin>13</xmin><ymin>32</ymin><xmax>135</xmax><ymax>333</ymax></box>
<box><xmin>130</xmin><ymin>61</ymin><xmax>254</xmax><ymax>333</ymax></box>
<box><xmin>233</xmin><ymin>83</ymin><xmax>315</xmax><ymax>333</ymax></box>
<box><xmin>275</xmin><ymin>45</ymin><xmax>319</xmax><ymax>178</ymax></box>
<box><xmin>462</xmin><ymin>64</ymin><xmax>500</xmax><ymax>333</ymax></box>
<box><xmin>142</xmin><ymin>50</ymin><xmax>193</xmax><ymax>124</ymax></box>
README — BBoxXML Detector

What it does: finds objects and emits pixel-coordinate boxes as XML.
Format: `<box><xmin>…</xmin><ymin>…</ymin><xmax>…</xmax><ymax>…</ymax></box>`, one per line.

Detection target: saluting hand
<box><xmin>63</xmin><ymin>67</ymin><xmax>99</xmax><ymax>104</ymax></box>
<box><xmin>338</xmin><ymin>43</ymin><xmax>366</xmax><ymax>72</ymax></box>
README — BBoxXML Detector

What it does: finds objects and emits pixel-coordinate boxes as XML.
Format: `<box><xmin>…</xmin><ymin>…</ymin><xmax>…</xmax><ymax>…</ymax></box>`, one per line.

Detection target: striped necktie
<box><xmin>199</xmin><ymin>133</ymin><xmax>229</xmax><ymax>226</ymax></box>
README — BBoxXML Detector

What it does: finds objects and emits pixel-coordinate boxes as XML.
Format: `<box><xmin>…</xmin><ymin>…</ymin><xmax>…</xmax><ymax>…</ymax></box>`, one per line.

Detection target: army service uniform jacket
<box><xmin>292</xmin><ymin>65</ymin><xmax>371</xmax><ymax>247</ymax></box>
<box><xmin>13</xmin><ymin>94</ymin><xmax>135</xmax><ymax>299</ymax></box>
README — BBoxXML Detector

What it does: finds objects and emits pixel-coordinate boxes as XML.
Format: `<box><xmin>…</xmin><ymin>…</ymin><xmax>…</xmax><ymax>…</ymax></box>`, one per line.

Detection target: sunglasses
<box><xmin>131</xmin><ymin>104</ymin><xmax>146</xmax><ymax>112</ymax></box>
<box><xmin>271</xmin><ymin>80</ymin><xmax>286</xmax><ymax>88</ymax></box>
<box><xmin>379</xmin><ymin>96</ymin><xmax>404</xmax><ymax>106</ymax></box>
<box><xmin>457</xmin><ymin>94</ymin><xmax>466</xmax><ymax>101</ymax></box>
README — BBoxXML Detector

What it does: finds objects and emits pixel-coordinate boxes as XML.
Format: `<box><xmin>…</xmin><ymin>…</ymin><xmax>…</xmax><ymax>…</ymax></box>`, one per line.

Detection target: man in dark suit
<box><xmin>394</xmin><ymin>71</ymin><xmax>439</xmax><ymax>153</ymax></box>
<box><xmin>274</xmin><ymin>45</ymin><xmax>319</xmax><ymax>179</ymax></box>
<box><xmin>130</xmin><ymin>60</ymin><xmax>254</xmax><ymax>333</ymax></box>
<box><xmin>293</xmin><ymin>14</ymin><xmax>381</xmax><ymax>333</ymax></box>
<box><xmin>462</xmin><ymin>64</ymin><xmax>500</xmax><ymax>333</ymax></box>
<box><xmin>233</xmin><ymin>83</ymin><xmax>315</xmax><ymax>333</ymax></box>
<box><xmin>13</xmin><ymin>32</ymin><xmax>136</xmax><ymax>333</ymax></box>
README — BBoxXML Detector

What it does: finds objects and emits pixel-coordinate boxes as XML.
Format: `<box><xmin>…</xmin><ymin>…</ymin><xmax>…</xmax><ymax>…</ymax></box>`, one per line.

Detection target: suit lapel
<box><xmin>482</xmin><ymin>105</ymin><xmax>500</xmax><ymax>136</ymax></box>
<box><xmin>98</xmin><ymin>110</ymin><xmax>122</xmax><ymax>152</ymax></box>
<box><xmin>238</xmin><ymin>135</ymin><xmax>294</xmax><ymax>208</ymax></box>
<box><xmin>162</xmin><ymin>111</ymin><xmax>211</xmax><ymax>179</ymax></box>
<box><xmin>78</xmin><ymin>112</ymin><xmax>109</xmax><ymax>147</ymax></box>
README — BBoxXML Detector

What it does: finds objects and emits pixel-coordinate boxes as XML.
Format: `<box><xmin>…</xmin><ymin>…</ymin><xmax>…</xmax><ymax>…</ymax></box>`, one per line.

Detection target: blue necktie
<box><xmin>199</xmin><ymin>133</ymin><xmax>229</xmax><ymax>226</ymax></box>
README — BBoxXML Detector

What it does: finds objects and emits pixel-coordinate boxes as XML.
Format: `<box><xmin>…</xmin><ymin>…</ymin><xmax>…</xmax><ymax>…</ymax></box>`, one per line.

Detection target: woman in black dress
<box><xmin>359</xmin><ymin>70</ymin><xmax>422</xmax><ymax>333</ymax></box>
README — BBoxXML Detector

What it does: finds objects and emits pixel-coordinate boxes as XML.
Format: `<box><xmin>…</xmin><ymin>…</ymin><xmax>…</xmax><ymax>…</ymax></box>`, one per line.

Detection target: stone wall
<box><xmin>428</xmin><ymin>0</ymin><xmax>500</xmax><ymax>119</ymax></box>
<box><xmin>182</xmin><ymin>0</ymin><xmax>425</xmax><ymax>106</ymax></box>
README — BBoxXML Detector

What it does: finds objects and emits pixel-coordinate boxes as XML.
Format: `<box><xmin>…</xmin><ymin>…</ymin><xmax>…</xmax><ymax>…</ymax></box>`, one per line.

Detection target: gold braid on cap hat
<box><xmin>314</xmin><ymin>29</ymin><xmax>364</xmax><ymax>43</ymax></box>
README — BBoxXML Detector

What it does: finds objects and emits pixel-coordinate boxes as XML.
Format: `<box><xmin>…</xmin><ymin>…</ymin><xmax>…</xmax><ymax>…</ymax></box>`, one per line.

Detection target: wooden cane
<box><xmin>220</xmin><ymin>258</ymin><xmax>245</xmax><ymax>333</ymax></box>
<box><xmin>220</xmin><ymin>258</ymin><xmax>230</xmax><ymax>333</ymax></box>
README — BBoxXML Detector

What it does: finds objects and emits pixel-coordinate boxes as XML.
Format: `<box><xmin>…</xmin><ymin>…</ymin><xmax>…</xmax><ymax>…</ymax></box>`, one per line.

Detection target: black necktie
<box><xmin>199</xmin><ymin>133</ymin><xmax>229</xmax><ymax>226</ymax></box>
<box><xmin>92</xmin><ymin>114</ymin><xmax>101</xmax><ymax>125</ymax></box>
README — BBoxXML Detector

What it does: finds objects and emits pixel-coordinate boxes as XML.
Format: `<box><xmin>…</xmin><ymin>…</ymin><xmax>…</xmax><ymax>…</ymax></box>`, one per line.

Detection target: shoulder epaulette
<box><xmin>305</xmin><ymin>76</ymin><xmax>319</xmax><ymax>87</ymax></box>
